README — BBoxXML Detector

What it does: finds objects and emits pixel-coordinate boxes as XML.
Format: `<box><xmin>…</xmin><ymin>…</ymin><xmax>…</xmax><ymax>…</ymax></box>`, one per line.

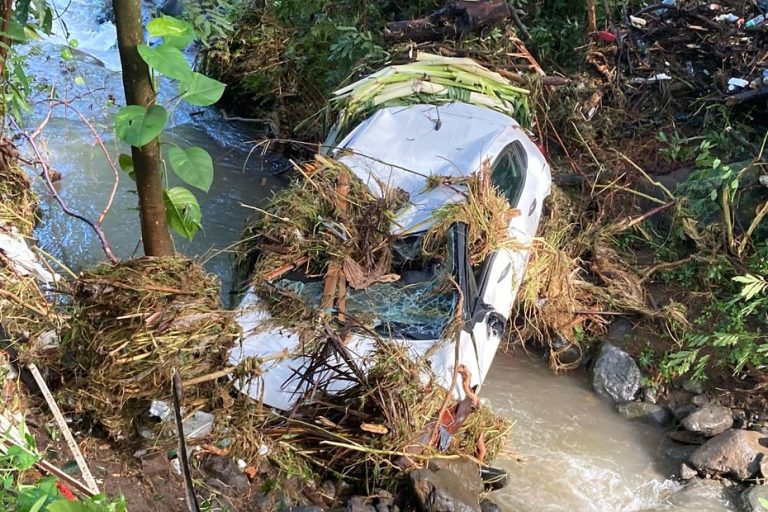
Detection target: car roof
<box><xmin>335</xmin><ymin>102</ymin><xmax>543</xmax><ymax>198</ymax></box>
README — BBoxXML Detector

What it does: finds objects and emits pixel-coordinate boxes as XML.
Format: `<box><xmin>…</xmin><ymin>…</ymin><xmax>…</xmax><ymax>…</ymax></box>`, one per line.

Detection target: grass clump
<box><xmin>60</xmin><ymin>257</ymin><xmax>240</xmax><ymax>439</ymax></box>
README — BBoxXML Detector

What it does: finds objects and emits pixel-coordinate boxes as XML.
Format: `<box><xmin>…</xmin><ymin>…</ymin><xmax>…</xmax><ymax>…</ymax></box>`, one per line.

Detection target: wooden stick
<box><xmin>264</xmin><ymin>256</ymin><xmax>308</xmax><ymax>282</ymax></box>
<box><xmin>172</xmin><ymin>370</ymin><xmax>200</xmax><ymax>512</ymax></box>
<box><xmin>27</xmin><ymin>363</ymin><xmax>100</xmax><ymax>495</ymax></box>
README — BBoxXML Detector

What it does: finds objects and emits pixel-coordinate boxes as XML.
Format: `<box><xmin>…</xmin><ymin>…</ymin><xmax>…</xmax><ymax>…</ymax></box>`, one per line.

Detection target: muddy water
<box><xmin>483</xmin><ymin>354</ymin><xmax>736</xmax><ymax>511</ymax></box>
<box><xmin>21</xmin><ymin>2</ymin><xmax>737</xmax><ymax>511</ymax></box>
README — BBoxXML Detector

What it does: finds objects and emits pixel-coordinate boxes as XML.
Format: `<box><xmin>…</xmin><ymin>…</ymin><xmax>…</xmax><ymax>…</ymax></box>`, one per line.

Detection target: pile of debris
<box><xmin>60</xmin><ymin>257</ymin><xmax>240</xmax><ymax>440</ymax></box>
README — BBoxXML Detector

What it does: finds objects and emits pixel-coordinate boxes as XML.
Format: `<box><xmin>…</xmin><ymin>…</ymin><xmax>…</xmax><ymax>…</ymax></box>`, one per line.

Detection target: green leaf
<box><xmin>118</xmin><ymin>154</ymin><xmax>135</xmax><ymax>181</ymax></box>
<box><xmin>164</xmin><ymin>187</ymin><xmax>202</xmax><ymax>240</ymax></box>
<box><xmin>137</xmin><ymin>43</ymin><xmax>192</xmax><ymax>82</ymax></box>
<box><xmin>115</xmin><ymin>105</ymin><xmax>167</xmax><ymax>148</ymax></box>
<box><xmin>168</xmin><ymin>146</ymin><xmax>213</xmax><ymax>192</ymax></box>
<box><xmin>147</xmin><ymin>16</ymin><xmax>195</xmax><ymax>49</ymax></box>
<box><xmin>179</xmin><ymin>72</ymin><xmax>225</xmax><ymax>106</ymax></box>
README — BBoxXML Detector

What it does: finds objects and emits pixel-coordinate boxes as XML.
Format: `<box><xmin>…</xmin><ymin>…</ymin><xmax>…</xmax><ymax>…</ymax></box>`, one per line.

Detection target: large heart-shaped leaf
<box><xmin>164</xmin><ymin>186</ymin><xmax>202</xmax><ymax>241</ymax></box>
<box><xmin>168</xmin><ymin>146</ymin><xmax>213</xmax><ymax>192</ymax></box>
<box><xmin>137</xmin><ymin>43</ymin><xmax>192</xmax><ymax>82</ymax></box>
<box><xmin>147</xmin><ymin>16</ymin><xmax>195</xmax><ymax>49</ymax></box>
<box><xmin>115</xmin><ymin>105</ymin><xmax>168</xmax><ymax>148</ymax></box>
<box><xmin>179</xmin><ymin>72</ymin><xmax>226</xmax><ymax>106</ymax></box>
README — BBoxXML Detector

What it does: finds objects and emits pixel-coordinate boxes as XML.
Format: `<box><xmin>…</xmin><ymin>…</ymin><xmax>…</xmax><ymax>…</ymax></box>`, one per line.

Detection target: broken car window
<box><xmin>491</xmin><ymin>141</ymin><xmax>527</xmax><ymax>207</ymax></box>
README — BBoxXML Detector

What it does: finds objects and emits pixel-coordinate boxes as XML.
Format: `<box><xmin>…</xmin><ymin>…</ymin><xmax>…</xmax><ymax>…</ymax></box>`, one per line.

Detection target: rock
<box><xmin>672</xmin><ymin>403</ymin><xmax>699</xmax><ymax>422</ymax></box>
<box><xmin>680</xmin><ymin>463</ymin><xmax>698</xmax><ymax>480</ymax></box>
<box><xmin>479</xmin><ymin>499</ymin><xmax>501</xmax><ymax>512</ymax></box>
<box><xmin>742</xmin><ymin>485</ymin><xmax>768</xmax><ymax>512</ymax></box>
<box><xmin>200</xmin><ymin>454</ymin><xmax>249</xmax><ymax>493</ymax></box>
<box><xmin>660</xmin><ymin>436</ymin><xmax>698</xmax><ymax>466</ymax></box>
<box><xmin>291</xmin><ymin>508</ymin><xmax>324</xmax><ymax>512</ymax></box>
<box><xmin>681</xmin><ymin>405</ymin><xmax>733</xmax><ymax>437</ymax></box>
<box><xmin>344</xmin><ymin>496</ymin><xmax>375</xmax><ymax>512</ymax></box>
<box><xmin>691</xmin><ymin>394</ymin><xmax>710</xmax><ymax>406</ymax></box>
<box><xmin>428</xmin><ymin>458</ymin><xmax>483</xmax><ymax>495</ymax></box>
<box><xmin>669</xmin><ymin>478</ymin><xmax>732</xmax><ymax>509</ymax></box>
<box><xmin>374</xmin><ymin>489</ymin><xmax>394</xmax><ymax>512</ymax></box>
<box><xmin>733</xmin><ymin>409</ymin><xmax>748</xmax><ymax>429</ymax></box>
<box><xmin>410</xmin><ymin>469</ymin><xmax>481</xmax><ymax>512</ymax></box>
<box><xmin>590</xmin><ymin>343</ymin><xmax>642</xmax><ymax>402</ymax></box>
<box><xmin>683</xmin><ymin>379</ymin><xmax>706</xmax><ymax>394</ymax></box>
<box><xmin>689</xmin><ymin>429</ymin><xmax>768</xmax><ymax>479</ymax></box>
<box><xmin>667</xmin><ymin>430</ymin><xmax>707</xmax><ymax>445</ymax></box>
<box><xmin>319</xmin><ymin>480</ymin><xmax>336</xmax><ymax>500</ymax></box>
<box><xmin>550</xmin><ymin>335</ymin><xmax>582</xmax><ymax>366</ymax></box>
<box><xmin>615</xmin><ymin>401</ymin><xmax>672</xmax><ymax>426</ymax></box>
<box><xmin>607</xmin><ymin>318</ymin><xmax>633</xmax><ymax>345</ymax></box>
<box><xmin>642</xmin><ymin>386</ymin><xmax>658</xmax><ymax>404</ymax></box>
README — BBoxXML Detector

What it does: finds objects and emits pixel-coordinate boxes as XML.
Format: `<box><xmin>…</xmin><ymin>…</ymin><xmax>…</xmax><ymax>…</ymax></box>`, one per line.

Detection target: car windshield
<box><xmin>275</xmin><ymin>234</ymin><xmax>457</xmax><ymax>340</ymax></box>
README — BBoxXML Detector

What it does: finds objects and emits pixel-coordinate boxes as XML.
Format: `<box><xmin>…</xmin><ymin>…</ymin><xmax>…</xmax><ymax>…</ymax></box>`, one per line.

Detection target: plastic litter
<box><xmin>181</xmin><ymin>411</ymin><xmax>215</xmax><ymax>439</ymax></box>
<box><xmin>727</xmin><ymin>77</ymin><xmax>749</xmax><ymax>91</ymax></box>
<box><xmin>148</xmin><ymin>400</ymin><xmax>172</xmax><ymax>422</ymax></box>
<box><xmin>630</xmin><ymin>15</ymin><xmax>647</xmax><ymax>28</ymax></box>
<box><xmin>715</xmin><ymin>13</ymin><xmax>740</xmax><ymax>23</ymax></box>
<box><xmin>744</xmin><ymin>14</ymin><xmax>765</xmax><ymax>28</ymax></box>
<box><xmin>0</xmin><ymin>229</ymin><xmax>59</xmax><ymax>284</ymax></box>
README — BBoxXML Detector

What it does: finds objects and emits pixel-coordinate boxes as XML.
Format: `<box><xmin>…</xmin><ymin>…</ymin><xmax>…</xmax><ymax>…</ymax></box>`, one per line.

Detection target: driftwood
<box><xmin>384</xmin><ymin>0</ymin><xmax>511</xmax><ymax>42</ymax></box>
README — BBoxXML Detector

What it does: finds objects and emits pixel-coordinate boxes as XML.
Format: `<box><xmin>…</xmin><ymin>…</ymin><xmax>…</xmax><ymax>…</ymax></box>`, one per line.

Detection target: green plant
<box><xmin>1</xmin><ymin>419</ymin><xmax>126</xmax><ymax>511</ymax></box>
<box><xmin>637</xmin><ymin>344</ymin><xmax>655</xmax><ymax>369</ymax></box>
<box><xmin>180</xmin><ymin>0</ymin><xmax>240</xmax><ymax>46</ymax></box>
<box><xmin>114</xmin><ymin>15</ymin><xmax>225</xmax><ymax>240</ymax></box>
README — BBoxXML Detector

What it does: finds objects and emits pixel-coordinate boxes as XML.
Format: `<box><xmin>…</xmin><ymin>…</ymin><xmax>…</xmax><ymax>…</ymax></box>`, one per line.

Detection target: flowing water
<box><xmin>19</xmin><ymin>2</ymin><xmax>739</xmax><ymax>511</ymax></box>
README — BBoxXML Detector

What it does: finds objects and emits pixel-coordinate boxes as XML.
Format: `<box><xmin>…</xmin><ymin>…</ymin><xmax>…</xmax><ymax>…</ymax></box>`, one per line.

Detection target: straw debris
<box><xmin>60</xmin><ymin>257</ymin><xmax>240</xmax><ymax>439</ymax></box>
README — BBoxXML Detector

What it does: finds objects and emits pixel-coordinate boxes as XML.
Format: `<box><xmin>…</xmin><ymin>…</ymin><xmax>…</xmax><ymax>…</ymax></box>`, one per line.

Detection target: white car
<box><xmin>230</xmin><ymin>102</ymin><xmax>551</xmax><ymax>410</ymax></box>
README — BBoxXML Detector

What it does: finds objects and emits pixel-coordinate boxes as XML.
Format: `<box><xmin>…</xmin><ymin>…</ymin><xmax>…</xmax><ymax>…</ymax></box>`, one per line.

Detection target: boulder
<box><xmin>689</xmin><ymin>429</ymin><xmax>768</xmax><ymax>479</ymax></box>
<box><xmin>590</xmin><ymin>343</ymin><xmax>641</xmax><ymax>402</ymax></box>
<box><xmin>410</xmin><ymin>469</ymin><xmax>480</xmax><ymax>512</ymax></box>
<box><xmin>428</xmin><ymin>458</ymin><xmax>483</xmax><ymax>495</ymax></box>
<box><xmin>682</xmin><ymin>405</ymin><xmax>733</xmax><ymax>437</ymax></box>
<box><xmin>667</xmin><ymin>430</ymin><xmax>707</xmax><ymax>445</ymax></box>
<box><xmin>742</xmin><ymin>485</ymin><xmax>768</xmax><ymax>512</ymax></box>
<box><xmin>344</xmin><ymin>496</ymin><xmax>375</xmax><ymax>512</ymax></box>
<box><xmin>479</xmin><ymin>499</ymin><xmax>501</xmax><ymax>512</ymax></box>
<box><xmin>669</xmin><ymin>478</ymin><xmax>732</xmax><ymax>509</ymax></box>
<box><xmin>661</xmin><ymin>436</ymin><xmax>698</xmax><ymax>466</ymax></box>
<box><xmin>615</xmin><ymin>401</ymin><xmax>672</xmax><ymax>426</ymax></box>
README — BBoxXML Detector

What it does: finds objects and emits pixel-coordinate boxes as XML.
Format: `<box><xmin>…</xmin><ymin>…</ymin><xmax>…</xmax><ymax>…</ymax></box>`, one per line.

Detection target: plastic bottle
<box><xmin>744</xmin><ymin>14</ymin><xmax>765</xmax><ymax>28</ymax></box>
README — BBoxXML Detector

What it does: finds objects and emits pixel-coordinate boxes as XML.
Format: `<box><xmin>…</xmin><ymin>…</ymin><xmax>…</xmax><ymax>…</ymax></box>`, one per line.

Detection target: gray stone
<box><xmin>200</xmin><ymin>454</ymin><xmax>249</xmax><ymax>493</ymax></box>
<box><xmin>642</xmin><ymin>386</ymin><xmax>658</xmax><ymax>404</ymax></box>
<box><xmin>683</xmin><ymin>379</ymin><xmax>706</xmax><ymax>394</ymax></box>
<box><xmin>669</xmin><ymin>478</ymin><xmax>731</xmax><ymax>509</ymax></box>
<box><xmin>291</xmin><ymin>508</ymin><xmax>324</xmax><ymax>512</ymax></box>
<box><xmin>668</xmin><ymin>430</ymin><xmax>707</xmax><ymax>445</ymax></box>
<box><xmin>374</xmin><ymin>489</ymin><xmax>394</xmax><ymax>512</ymax></box>
<box><xmin>428</xmin><ymin>458</ymin><xmax>483</xmax><ymax>495</ymax></box>
<box><xmin>615</xmin><ymin>401</ymin><xmax>672</xmax><ymax>426</ymax></box>
<box><xmin>590</xmin><ymin>343</ymin><xmax>642</xmax><ymax>402</ymax></box>
<box><xmin>672</xmin><ymin>403</ymin><xmax>699</xmax><ymax>422</ymax></box>
<box><xmin>410</xmin><ymin>468</ymin><xmax>481</xmax><ymax>512</ymax></box>
<box><xmin>479</xmin><ymin>499</ymin><xmax>501</xmax><ymax>512</ymax></box>
<box><xmin>661</xmin><ymin>436</ymin><xmax>698</xmax><ymax>466</ymax></box>
<box><xmin>742</xmin><ymin>485</ymin><xmax>768</xmax><ymax>512</ymax></box>
<box><xmin>691</xmin><ymin>394</ymin><xmax>710</xmax><ymax>406</ymax></box>
<box><xmin>690</xmin><ymin>429</ymin><xmax>768</xmax><ymax>479</ymax></box>
<box><xmin>682</xmin><ymin>405</ymin><xmax>733</xmax><ymax>437</ymax></box>
<box><xmin>733</xmin><ymin>409</ymin><xmax>748</xmax><ymax>429</ymax></box>
<box><xmin>319</xmin><ymin>480</ymin><xmax>336</xmax><ymax>500</ymax></box>
<box><xmin>607</xmin><ymin>318</ymin><xmax>633</xmax><ymax>345</ymax></box>
<box><xmin>680</xmin><ymin>463</ymin><xmax>698</xmax><ymax>480</ymax></box>
<box><xmin>344</xmin><ymin>496</ymin><xmax>375</xmax><ymax>512</ymax></box>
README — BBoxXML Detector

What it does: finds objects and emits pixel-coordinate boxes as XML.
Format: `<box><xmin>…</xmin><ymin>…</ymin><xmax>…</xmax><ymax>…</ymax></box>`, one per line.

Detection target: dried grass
<box><xmin>60</xmin><ymin>257</ymin><xmax>240</xmax><ymax>439</ymax></box>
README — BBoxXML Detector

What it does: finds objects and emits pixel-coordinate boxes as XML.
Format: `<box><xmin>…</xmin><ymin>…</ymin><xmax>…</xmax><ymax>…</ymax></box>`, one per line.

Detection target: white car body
<box><xmin>230</xmin><ymin>103</ymin><xmax>551</xmax><ymax>410</ymax></box>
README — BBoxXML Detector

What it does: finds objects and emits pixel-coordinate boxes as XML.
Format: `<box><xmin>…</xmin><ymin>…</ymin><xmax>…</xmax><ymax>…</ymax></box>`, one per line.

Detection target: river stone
<box><xmin>590</xmin><ymin>343</ymin><xmax>641</xmax><ymax>402</ymax></box>
<box><xmin>344</xmin><ymin>496</ymin><xmax>375</xmax><ymax>512</ymax></box>
<box><xmin>668</xmin><ymin>430</ymin><xmax>707</xmax><ymax>445</ymax></box>
<box><xmin>661</xmin><ymin>436</ymin><xmax>698</xmax><ymax>466</ymax></box>
<box><xmin>428</xmin><ymin>458</ymin><xmax>483</xmax><ymax>495</ymax></box>
<box><xmin>742</xmin><ymin>485</ymin><xmax>768</xmax><ymax>512</ymax></box>
<box><xmin>682</xmin><ymin>405</ymin><xmax>733</xmax><ymax>437</ymax></box>
<box><xmin>669</xmin><ymin>478</ymin><xmax>731</xmax><ymax>509</ymax></box>
<box><xmin>680</xmin><ymin>463</ymin><xmax>698</xmax><ymax>480</ymax></box>
<box><xmin>410</xmin><ymin>468</ymin><xmax>480</xmax><ymax>512</ymax></box>
<box><xmin>615</xmin><ymin>401</ymin><xmax>672</xmax><ymax>425</ymax></box>
<box><xmin>672</xmin><ymin>402</ymin><xmax>699</xmax><ymax>422</ymax></box>
<box><xmin>689</xmin><ymin>429</ymin><xmax>768</xmax><ymax>479</ymax></box>
<box><xmin>479</xmin><ymin>499</ymin><xmax>501</xmax><ymax>512</ymax></box>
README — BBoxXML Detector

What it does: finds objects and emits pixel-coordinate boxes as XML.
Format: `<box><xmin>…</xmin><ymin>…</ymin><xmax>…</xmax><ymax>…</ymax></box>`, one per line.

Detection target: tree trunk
<box><xmin>113</xmin><ymin>0</ymin><xmax>174</xmax><ymax>256</ymax></box>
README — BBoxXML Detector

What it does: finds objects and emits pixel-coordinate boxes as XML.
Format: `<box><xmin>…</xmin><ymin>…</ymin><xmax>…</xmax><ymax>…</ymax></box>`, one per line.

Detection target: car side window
<box><xmin>491</xmin><ymin>142</ymin><xmax>527</xmax><ymax>206</ymax></box>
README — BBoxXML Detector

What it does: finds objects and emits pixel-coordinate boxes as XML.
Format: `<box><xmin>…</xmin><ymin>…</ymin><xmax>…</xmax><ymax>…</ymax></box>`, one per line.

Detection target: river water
<box><xmin>20</xmin><ymin>2</ymin><xmax>737</xmax><ymax>511</ymax></box>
